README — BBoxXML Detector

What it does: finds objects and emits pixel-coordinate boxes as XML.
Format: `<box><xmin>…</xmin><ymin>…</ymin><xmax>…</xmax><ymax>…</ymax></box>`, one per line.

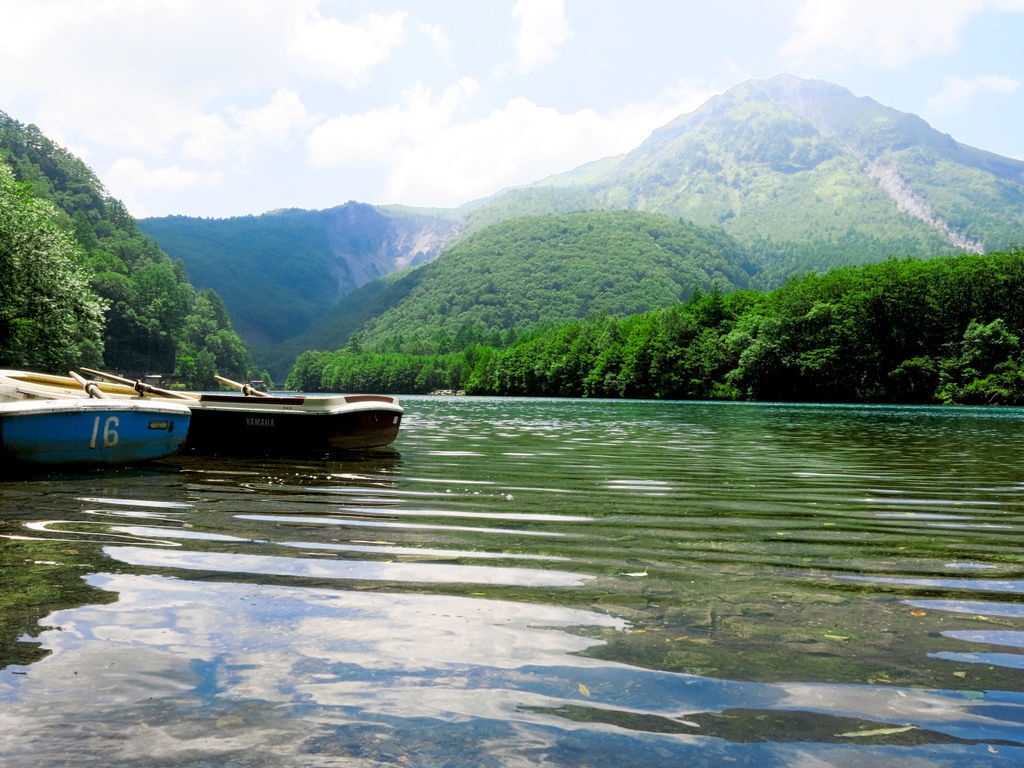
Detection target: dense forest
<box><xmin>0</xmin><ymin>111</ymin><xmax>254</xmax><ymax>387</ymax></box>
<box><xmin>261</xmin><ymin>210</ymin><xmax>758</xmax><ymax>378</ymax></box>
<box><xmin>287</xmin><ymin>249</ymin><xmax>1024</xmax><ymax>406</ymax></box>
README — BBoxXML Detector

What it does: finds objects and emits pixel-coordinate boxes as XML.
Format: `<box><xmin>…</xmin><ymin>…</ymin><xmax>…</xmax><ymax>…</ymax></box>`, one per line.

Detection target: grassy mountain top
<box><xmin>477</xmin><ymin>75</ymin><xmax>1024</xmax><ymax>285</ymax></box>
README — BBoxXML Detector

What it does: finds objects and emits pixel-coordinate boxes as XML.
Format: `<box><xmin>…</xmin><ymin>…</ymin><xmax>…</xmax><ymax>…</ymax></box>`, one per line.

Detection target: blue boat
<box><xmin>0</xmin><ymin>398</ymin><xmax>191</xmax><ymax>467</ymax></box>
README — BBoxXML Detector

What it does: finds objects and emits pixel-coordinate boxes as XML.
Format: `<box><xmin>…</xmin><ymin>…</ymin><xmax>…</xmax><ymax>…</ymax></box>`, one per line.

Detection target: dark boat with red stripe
<box><xmin>178</xmin><ymin>391</ymin><xmax>402</xmax><ymax>453</ymax></box>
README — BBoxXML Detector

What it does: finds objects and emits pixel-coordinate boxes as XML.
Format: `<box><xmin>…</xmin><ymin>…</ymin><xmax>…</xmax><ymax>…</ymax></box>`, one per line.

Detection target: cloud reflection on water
<box><xmin>104</xmin><ymin>545</ymin><xmax>591</xmax><ymax>587</ymax></box>
<box><xmin>2</xmin><ymin>573</ymin><xmax>1023</xmax><ymax>766</ymax></box>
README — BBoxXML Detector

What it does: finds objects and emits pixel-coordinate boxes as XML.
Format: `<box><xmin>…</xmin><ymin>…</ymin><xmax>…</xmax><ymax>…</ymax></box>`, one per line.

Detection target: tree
<box><xmin>2</xmin><ymin>110</ymin><xmax>253</xmax><ymax>381</ymax></box>
<box><xmin>0</xmin><ymin>164</ymin><xmax>106</xmax><ymax>371</ymax></box>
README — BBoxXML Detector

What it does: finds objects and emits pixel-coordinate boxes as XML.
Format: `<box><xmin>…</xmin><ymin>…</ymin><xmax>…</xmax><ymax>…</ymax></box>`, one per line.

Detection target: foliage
<box><xmin>0</xmin><ymin>111</ymin><xmax>251</xmax><ymax>386</ymax></box>
<box><xmin>285</xmin><ymin>347</ymin><xmax>475</xmax><ymax>394</ymax></box>
<box><xmin>138</xmin><ymin>203</ymin><xmax>458</xmax><ymax>345</ymax></box>
<box><xmin>0</xmin><ymin>164</ymin><xmax>106</xmax><ymax>370</ymax></box>
<box><xmin>463</xmin><ymin>289</ymin><xmax>752</xmax><ymax>400</ymax></box>
<box><xmin>351</xmin><ymin>210</ymin><xmax>755</xmax><ymax>352</ymax></box>
<box><xmin>288</xmin><ymin>250</ymin><xmax>1024</xmax><ymax>406</ymax></box>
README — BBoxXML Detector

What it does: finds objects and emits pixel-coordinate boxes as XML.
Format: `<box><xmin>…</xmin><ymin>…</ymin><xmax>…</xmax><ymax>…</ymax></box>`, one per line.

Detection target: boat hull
<box><xmin>0</xmin><ymin>370</ymin><xmax>403</xmax><ymax>456</ymax></box>
<box><xmin>181</xmin><ymin>395</ymin><xmax>402</xmax><ymax>454</ymax></box>
<box><xmin>0</xmin><ymin>399</ymin><xmax>191</xmax><ymax>466</ymax></box>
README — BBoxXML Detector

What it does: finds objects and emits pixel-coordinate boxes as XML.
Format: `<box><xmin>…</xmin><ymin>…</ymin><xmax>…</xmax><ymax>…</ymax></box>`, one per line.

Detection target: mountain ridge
<box><xmin>515</xmin><ymin>73</ymin><xmax>1023</xmax><ymax>265</ymax></box>
<box><xmin>137</xmin><ymin>74</ymin><xmax>1024</xmax><ymax>373</ymax></box>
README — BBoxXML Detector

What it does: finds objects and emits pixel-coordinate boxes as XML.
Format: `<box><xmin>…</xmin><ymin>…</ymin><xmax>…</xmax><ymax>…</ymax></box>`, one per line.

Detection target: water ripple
<box><xmin>105</xmin><ymin>546</ymin><xmax>593</xmax><ymax>587</ymax></box>
<box><xmin>6</xmin><ymin>397</ymin><xmax>1024</xmax><ymax>765</ymax></box>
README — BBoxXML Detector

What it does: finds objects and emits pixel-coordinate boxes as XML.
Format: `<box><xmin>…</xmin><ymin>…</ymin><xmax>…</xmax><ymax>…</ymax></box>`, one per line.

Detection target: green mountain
<box><xmin>259</xmin><ymin>210</ymin><xmax>755</xmax><ymax>378</ymax></box>
<box><xmin>474</xmin><ymin>75</ymin><xmax>1024</xmax><ymax>282</ymax></box>
<box><xmin>139</xmin><ymin>203</ymin><xmax>458</xmax><ymax>346</ymax></box>
<box><xmin>0</xmin><ymin>111</ymin><xmax>250</xmax><ymax>384</ymax></box>
<box><xmin>135</xmin><ymin>74</ymin><xmax>1024</xmax><ymax>380</ymax></box>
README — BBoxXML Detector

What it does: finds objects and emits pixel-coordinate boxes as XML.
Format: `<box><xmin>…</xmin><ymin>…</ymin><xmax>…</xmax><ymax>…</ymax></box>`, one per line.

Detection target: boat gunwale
<box><xmin>0</xmin><ymin>371</ymin><xmax>402</xmax><ymax>416</ymax></box>
<box><xmin>0</xmin><ymin>398</ymin><xmax>192</xmax><ymax>416</ymax></box>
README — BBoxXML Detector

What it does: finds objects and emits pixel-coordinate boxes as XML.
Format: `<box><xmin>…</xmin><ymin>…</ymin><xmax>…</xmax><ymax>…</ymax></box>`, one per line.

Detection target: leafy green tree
<box><xmin>286</xmin><ymin>350</ymin><xmax>331</xmax><ymax>391</ymax></box>
<box><xmin>1</xmin><ymin>110</ymin><xmax>253</xmax><ymax>382</ymax></box>
<box><xmin>0</xmin><ymin>164</ymin><xmax>106</xmax><ymax>371</ymax></box>
<box><xmin>937</xmin><ymin>318</ymin><xmax>1023</xmax><ymax>404</ymax></box>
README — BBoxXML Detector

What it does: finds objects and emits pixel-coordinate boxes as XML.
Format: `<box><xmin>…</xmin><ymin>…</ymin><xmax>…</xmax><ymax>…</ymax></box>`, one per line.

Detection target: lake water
<box><xmin>2</xmin><ymin>396</ymin><xmax>1024</xmax><ymax>766</ymax></box>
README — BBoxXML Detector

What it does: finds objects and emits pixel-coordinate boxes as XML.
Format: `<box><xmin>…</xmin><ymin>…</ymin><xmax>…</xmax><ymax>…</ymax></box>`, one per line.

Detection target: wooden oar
<box><xmin>69</xmin><ymin>370</ymin><xmax>110</xmax><ymax>399</ymax></box>
<box><xmin>214</xmin><ymin>374</ymin><xmax>272</xmax><ymax>397</ymax></box>
<box><xmin>79</xmin><ymin>367</ymin><xmax>197</xmax><ymax>401</ymax></box>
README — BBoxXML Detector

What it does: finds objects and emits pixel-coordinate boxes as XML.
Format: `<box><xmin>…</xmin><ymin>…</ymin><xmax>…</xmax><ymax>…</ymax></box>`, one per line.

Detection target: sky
<box><xmin>1</xmin><ymin>0</ymin><xmax>1022</xmax><ymax>219</ymax></box>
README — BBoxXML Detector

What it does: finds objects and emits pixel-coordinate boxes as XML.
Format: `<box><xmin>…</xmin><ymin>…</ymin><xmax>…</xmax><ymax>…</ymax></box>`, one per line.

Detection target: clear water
<box><xmin>2</xmin><ymin>396</ymin><xmax>1024</xmax><ymax>766</ymax></box>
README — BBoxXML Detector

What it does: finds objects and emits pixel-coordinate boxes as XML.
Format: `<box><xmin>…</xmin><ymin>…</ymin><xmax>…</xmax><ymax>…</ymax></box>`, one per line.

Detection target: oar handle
<box><xmin>215</xmin><ymin>374</ymin><xmax>271</xmax><ymax>397</ymax></box>
<box><xmin>69</xmin><ymin>370</ymin><xmax>110</xmax><ymax>399</ymax></box>
<box><xmin>79</xmin><ymin>368</ymin><xmax>196</xmax><ymax>401</ymax></box>
<box><xmin>79</xmin><ymin>366</ymin><xmax>135</xmax><ymax>387</ymax></box>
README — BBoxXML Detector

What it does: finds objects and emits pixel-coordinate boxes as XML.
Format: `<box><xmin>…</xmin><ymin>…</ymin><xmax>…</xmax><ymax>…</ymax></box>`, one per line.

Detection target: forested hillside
<box><xmin>139</xmin><ymin>203</ymin><xmax>459</xmax><ymax>345</ymax></box>
<box><xmin>358</xmin><ymin>210</ymin><xmax>755</xmax><ymax>349</ymax></box>
<box><xmin>260</xmin><ymin>210</ymin><xmax>756</xmax><ymax>377</ymax></box>
<box><xmin>0</xmin><ymin>162</ymin><xmax>105</xmax><ymax>371</ymax></box>
<box><xmin>288</xmin><ymin>249</ymin><xmax>1024</xmax><ymax>406</ymax></box>
<box><xmin>0</xmin><ymin>111</ymin><xmax>251</xmax><ymax>385</ymax></box>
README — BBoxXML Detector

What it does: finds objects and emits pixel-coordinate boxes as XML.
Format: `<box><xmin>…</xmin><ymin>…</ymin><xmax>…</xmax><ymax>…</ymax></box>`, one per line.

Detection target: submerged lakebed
<box><xmin>1</xmin><ymin>396</ymin><xmax>1024</xmax><ymax>766</ymax></box>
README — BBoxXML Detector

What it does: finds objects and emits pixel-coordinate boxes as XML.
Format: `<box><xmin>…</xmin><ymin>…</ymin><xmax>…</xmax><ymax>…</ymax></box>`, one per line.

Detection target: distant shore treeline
<box><xmin>287</xmin><ymin>249</ymin><xmax>1024</xmax><ymax>405</ymax></box>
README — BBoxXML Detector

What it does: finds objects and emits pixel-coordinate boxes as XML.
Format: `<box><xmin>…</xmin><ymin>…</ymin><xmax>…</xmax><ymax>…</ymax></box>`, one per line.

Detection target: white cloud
<box><xmin>383</xmin><ymin>99</ymin><xmax>614</xmax><ymax>204</ymax></box>
<box><xmin>181</xmin><ymin>115</ymin><xmax>234</xmax><ymax>164</ymax></box>
<box><xmin>0</xmin><ymin>2</ymin><xmax>400</xmax><ymax>157</ymax></box>
<box><xmin>232</xmin><ymin>89</ymin><xmax>312</xmax><ymax>147</ymax></box>
<box><xmin>782</xmin><ymin>0</ymin><xmax>982</xmax><ymax>69</ymax></box>
<box><xmin>511</xmin><ymin>0</ymin><xmax>570</xmax><ymax>74</ymax></box>
<box><xmin>287</xmin><ymin>7</ymin><xmax>408</xmax><ymax>86</ymax></box>
<box><xmin>307</xmin><ymin>78</ymin><xmax>481</xmax><ymax>169</ymax></box>
<box><xmin>420</xmin><ymin>23</ymin><xmax>452</xmax><ymax>57</ymax></box>
<box><xmin>927</xmin><ymin>74</ymin><xmax>1020</xmax><ymax>111</ymax></box>
<box><xmin>307</xmin><ymin>77</ymin><xmax>712</xmax><ymax>207</ymax></box>
<box><xmin>180</xmin><ymin>90</ymin><xmax>311</xmax><ymax>163</ymax></box>
<box><xmin>104</xmin><ymin>158</ymin><xmax>222</xmax><ymax>218</ymax></box>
